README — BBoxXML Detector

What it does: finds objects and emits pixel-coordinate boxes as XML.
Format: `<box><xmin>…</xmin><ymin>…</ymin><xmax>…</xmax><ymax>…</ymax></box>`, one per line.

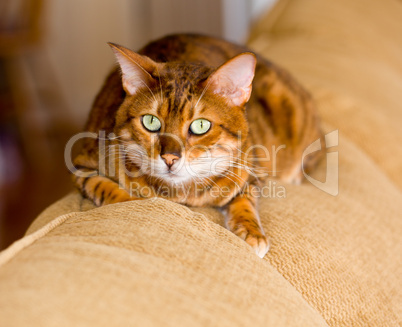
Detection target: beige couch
<box><xmin>0</xmin><ymin>0</ymin><xmax>401</xmax><ymax>325</ymax></box>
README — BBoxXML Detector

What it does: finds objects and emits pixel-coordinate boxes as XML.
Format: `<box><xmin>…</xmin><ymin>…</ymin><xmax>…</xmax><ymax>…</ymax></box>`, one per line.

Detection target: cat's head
<box><xmin>109</xmin><ymin>43</ymin><xmax>256</xmax><ymax>185</ymax></box>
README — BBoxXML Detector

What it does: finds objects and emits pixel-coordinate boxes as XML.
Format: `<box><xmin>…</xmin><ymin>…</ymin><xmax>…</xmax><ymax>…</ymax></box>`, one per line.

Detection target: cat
<box><xmin>72</xmin><ymin>34</ymin><xmax>323</xmax><ymax>258</ymax></box>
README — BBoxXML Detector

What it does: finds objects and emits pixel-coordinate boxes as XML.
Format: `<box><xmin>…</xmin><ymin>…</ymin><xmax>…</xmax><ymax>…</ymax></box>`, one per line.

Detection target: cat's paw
<box><xmin>233</xmin><ymin>227</ymin><xmax>270</xmax><ymax>258</ymax></box>
<box><xmin>245</xmin><ymin>233</ymin><xmax>270</xmax><ymax>258</ymax></box>
<box><xmin>225</xmin><ymin>202</ymin><xmax>270</xmax><ymax>258</ymax></box>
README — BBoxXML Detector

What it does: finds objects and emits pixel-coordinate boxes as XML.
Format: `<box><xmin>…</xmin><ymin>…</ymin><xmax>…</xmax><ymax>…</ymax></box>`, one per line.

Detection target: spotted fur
<box><xmin>72</xmin><ymin>34</ymin><xmax>323</xmax><ymax>258</ymax></box>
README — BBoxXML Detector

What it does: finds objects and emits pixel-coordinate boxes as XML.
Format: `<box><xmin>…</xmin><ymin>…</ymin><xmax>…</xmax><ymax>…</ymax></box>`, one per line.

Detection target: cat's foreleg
<box><xmin>224</xmin><ymin>190</ymin><xmax>269</xmax><ymax>258</ymax></box>
<box><xmin>73</xmin><ymin>173</ymin><xmax>134</xmax><ymax>206</ymax></box>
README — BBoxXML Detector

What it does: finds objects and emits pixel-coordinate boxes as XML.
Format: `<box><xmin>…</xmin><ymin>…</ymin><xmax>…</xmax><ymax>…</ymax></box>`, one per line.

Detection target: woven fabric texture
<box><xmin>0</xmin><ymin>195</ymin><xmax>328</xmax><ymax>327</ymax></box>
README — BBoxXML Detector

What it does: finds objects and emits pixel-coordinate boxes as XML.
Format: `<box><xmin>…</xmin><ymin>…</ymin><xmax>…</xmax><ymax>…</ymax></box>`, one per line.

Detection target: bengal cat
<box><xmin>72</xmin><ymin>34</ymin><xmax>322</xmax><ymax>258</ymax></box>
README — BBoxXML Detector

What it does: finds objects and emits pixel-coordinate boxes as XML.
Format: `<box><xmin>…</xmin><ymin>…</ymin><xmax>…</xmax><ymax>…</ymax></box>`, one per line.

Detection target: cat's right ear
<box><xmin>108</xmin><ymin>42</ymin><xmax>158</xmax><ymax>96</ymax></box>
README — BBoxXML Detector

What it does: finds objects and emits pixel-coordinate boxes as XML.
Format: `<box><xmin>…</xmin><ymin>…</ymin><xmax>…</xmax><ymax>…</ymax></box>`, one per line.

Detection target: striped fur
<box><xmin>72</xmin><ymin>34</ymin><xmax>323</xmax><ymax>257</ymax></box>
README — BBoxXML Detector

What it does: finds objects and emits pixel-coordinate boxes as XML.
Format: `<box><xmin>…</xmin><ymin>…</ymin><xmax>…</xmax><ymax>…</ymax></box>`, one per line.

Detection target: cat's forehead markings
<box><xmin>159</xmin><ymin>64</ymin><xmax>213</xmax><ymax>121</ymax></box>
<box><xmin>162</xmin><ymin>83</ymin><xmax>191</xmax><ymax>118</ymax></box>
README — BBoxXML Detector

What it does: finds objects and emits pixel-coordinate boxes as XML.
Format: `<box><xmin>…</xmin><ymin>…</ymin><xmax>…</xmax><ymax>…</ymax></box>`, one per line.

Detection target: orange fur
<box><xmin>72</xmin><ymin>34</ymin><xmax>323</xmax><ymax>257</ymax></box>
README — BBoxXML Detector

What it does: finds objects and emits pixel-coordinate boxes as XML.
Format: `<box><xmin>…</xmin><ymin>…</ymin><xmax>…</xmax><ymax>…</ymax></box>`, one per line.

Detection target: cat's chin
<box><xmin>153</xmin><ymin>173</ymin><xmax>192</xmax><ymax>186</ymax></box>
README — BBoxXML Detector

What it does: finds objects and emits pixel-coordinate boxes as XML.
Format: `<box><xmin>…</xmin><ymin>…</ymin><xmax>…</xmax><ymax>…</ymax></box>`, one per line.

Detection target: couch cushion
<box><xmin>0</xmin><ymin>195</ymin><xmax>328</xmax><ymax>327</ymax></box>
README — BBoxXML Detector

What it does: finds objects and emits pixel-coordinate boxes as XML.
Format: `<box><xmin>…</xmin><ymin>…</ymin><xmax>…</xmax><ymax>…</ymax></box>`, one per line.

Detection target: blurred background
<box><xmin>0</xmin><ymin>0</ymin><xmax>277</xmax><ymax>249</ymax></box>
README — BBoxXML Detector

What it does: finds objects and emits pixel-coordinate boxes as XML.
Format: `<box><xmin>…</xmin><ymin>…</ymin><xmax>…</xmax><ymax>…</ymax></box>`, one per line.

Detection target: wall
<box><xmin>43</xmin><ymin>0</ymin><xmax>276</xmax><ymax>125</ymax></box>
<box><xmin>44</xmin><ymin>0</ymin><xmax>151</xmax><ymax>126</ymax></box>
<box><xmin>250</xmin><ymin>0</ymin><xmax>278</xmax><ymax>20</ymax></box>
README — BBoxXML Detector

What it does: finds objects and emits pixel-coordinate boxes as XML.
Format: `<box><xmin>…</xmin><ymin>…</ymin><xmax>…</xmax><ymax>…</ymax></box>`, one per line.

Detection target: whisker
<box><xmin>194</xmin><ymin>77</ymin><xmax>213</xmax><ymax>109</ymax></box>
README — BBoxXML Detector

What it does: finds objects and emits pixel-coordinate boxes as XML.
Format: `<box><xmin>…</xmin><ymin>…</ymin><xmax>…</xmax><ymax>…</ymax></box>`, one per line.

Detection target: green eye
<box><xmin>190</xmin><ymin>118</ymin><xmax>211</xmax><ymax>135</ymax></box>
<box><xmin>142</xmin><ymin>114</ymin><xmax>161</xmax><ymax>132</ymax></box>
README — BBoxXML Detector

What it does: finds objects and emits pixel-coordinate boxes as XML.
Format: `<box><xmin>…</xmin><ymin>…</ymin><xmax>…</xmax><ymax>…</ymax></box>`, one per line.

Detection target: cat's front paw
<box><xmin>245</xmin><ymin>232</ymin><xmax>270</xmax><ymax>258</ymax></box>
<box><xmin>232</xmin><ymin>226</ymin><xmax>270</xmax><ymax>258</ymax></box>
<box><xmin>225</xmin><ymin>199</ymin><xmax>270</xmax><ymax>258</ymax></box>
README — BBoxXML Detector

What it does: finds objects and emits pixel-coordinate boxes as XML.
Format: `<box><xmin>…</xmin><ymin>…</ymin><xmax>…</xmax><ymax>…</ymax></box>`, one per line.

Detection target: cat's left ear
<box><xmin>205</xmin><ymin>53</ymin><xmax>256</xmax><ymax>107</ymax></box>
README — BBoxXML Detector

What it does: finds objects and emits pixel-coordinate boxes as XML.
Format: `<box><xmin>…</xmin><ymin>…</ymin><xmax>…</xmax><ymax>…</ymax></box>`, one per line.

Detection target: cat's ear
<box><xmin>205</xmin><ymin>53</ymin><xmax>256</xmax><ymax>107</ymax></box>
<box><xmin>108</xmin><ymin>42</ymin><xmax>158</xmax><ymax>96</ymax></box>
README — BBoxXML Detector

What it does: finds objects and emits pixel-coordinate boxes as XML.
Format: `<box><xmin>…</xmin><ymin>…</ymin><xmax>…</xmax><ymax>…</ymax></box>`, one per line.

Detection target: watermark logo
<box><xmin>302</xmin><ymin>130</ymin><xmax>339</xmax><ymax>196</ymax></box>
<box><xmin>129</xmin><ymin>180</ymin><xmax>286</xmax><ymax>199</ymax></box>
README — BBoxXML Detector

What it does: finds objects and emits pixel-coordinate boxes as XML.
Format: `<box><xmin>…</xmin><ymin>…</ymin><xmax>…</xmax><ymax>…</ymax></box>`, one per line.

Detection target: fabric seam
<box><xmin>0</xmin><ymin>212</ymin><xmax>77</xmax><ymax>267</ymax></box>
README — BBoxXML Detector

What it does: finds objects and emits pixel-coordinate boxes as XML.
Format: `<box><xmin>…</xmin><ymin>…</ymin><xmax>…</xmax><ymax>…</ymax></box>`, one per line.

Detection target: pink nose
<box><xmin>161</xmin><ymin>153</ymin><xmax>179</xmax><ymax>168</ymax></box>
